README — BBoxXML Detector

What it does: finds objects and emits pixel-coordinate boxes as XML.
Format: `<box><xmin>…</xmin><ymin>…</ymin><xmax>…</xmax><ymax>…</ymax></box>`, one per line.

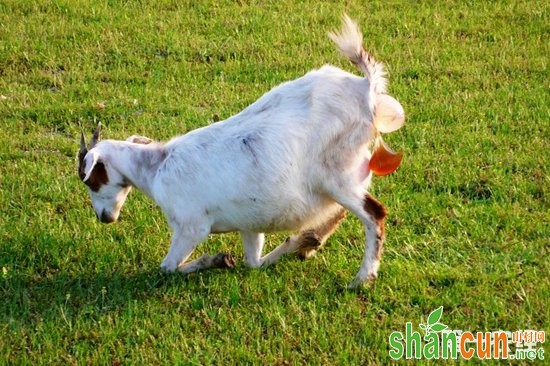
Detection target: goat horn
<box><xmin>90</xmin><ymin>122</ymin><xmax>101</xmax><ymax>148</ymax></box>
<box><xmin>80</xmin><ymin>132</ymin><xmax>88</xmax><ymax>154</ymax></box>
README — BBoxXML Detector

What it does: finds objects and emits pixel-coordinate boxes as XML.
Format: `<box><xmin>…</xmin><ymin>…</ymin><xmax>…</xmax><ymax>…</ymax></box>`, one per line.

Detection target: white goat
<box><xmin>78</xmin><ymin>15</ymin><xmax>405</xmax><ymax>288</ymax></box>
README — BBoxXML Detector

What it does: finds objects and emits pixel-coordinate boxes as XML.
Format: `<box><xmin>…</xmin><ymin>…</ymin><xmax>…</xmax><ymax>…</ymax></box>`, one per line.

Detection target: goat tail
<box><xmin>328</xmin><ymin>14</ymin><xmax>387</xmax><ymax>94</ymax></box>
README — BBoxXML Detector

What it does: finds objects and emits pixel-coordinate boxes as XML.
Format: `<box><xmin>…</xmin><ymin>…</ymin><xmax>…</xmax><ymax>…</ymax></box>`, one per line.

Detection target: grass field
<box><xmin>0</xmin><ymin>0</ymin><xmax>548</xmax><ymax>364</ymax></box>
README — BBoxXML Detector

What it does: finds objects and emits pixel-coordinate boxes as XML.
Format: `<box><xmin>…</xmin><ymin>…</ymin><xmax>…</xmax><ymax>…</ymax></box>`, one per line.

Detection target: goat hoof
<box><xmin>213</xmin><ymin>253</ymin><xmax>235</xmax><ymax>269</ymax></box>
<box><xmin>366</xmin><ymin>273</ymin><xmax>378</xmax><ymax>282</ymax></box>
<box><xmin>347</xmin><ymin>273</ymin><xmax>377</xmax><ymax>289</ymax></box>
<box><xmin>160</xmin><ymin>261</ymin><xmax>178</xmax><ymax>273</ymax></box>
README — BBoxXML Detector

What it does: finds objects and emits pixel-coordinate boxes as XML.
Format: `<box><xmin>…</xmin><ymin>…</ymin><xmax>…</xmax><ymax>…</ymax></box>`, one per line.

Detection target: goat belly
<box><xmin>208</xmin><ymin>194</ymin><xmax>337</xmax><ymax>233</ymax></box>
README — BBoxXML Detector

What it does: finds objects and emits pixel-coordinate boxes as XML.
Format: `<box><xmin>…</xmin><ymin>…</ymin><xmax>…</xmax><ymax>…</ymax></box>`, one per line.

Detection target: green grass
<box><xmin>1</xmin><ymin>0</ymin><xmax>548</xmax><ymax>364</ymax></box>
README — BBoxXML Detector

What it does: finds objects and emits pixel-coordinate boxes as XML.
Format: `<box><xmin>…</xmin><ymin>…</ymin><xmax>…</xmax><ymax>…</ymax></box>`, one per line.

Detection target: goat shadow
<box><xmin>1</xmin><ymin>233</ymin><xmax>250</xmax><ymax>327</ymax></box>
<box><xmin>2</xmin><ymin>234</ymin><xmax>352</xmax><ymax>328</ymax></box>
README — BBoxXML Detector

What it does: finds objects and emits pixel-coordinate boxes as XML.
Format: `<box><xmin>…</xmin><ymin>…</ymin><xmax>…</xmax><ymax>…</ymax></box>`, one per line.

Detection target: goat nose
<box><xmin>99</xmin><ymin>210</ymin><xmax>115</xmax><ymax>224</ymax></box>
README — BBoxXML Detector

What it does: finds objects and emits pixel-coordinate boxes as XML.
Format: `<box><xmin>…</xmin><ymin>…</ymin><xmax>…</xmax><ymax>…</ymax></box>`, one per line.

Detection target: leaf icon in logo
<box><xmin>430</xmin><ymin>323</ymin><xmax>448</xmax><ymax>332</ymax></box>
<box><xmin>427</xmin><ymin>306</ymin><xmax>444</xmax><ymax>327</ymax></box>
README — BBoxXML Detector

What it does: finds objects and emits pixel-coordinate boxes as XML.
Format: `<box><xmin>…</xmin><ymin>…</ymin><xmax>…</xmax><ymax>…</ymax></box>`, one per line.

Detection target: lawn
<box><xmin>0</xmin><ymin>0</ymin><xmax>548</xmax><ymax>364</ymax></box>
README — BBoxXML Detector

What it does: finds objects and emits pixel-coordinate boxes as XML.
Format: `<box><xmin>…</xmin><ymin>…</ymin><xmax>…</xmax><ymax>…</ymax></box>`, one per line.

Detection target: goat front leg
<box><xmin>241</xmin><ymin>231</ymin><xmax>265</xmax><ymax>268</ymax></box>
<box><xmin>160</xmin><ymin>223</ymin><xmax>210</xmax><ymax>272</ymax></box>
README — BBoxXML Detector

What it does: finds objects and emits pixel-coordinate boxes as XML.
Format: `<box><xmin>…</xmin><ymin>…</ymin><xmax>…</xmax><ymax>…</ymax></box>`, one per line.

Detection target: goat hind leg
<box><xmin>351</xmin><ymin>193</ymin><xmax>386</xmax><ymax>288</ymax></box>
<box><xmin>329</xmin><ymin>190</ymin><xmax>387</xmax><ymax>288</ymax></box>
<box><xmin>240</xmin><ymin>208</ymin><xmax>348</xmax><ymax>268</ymax></box>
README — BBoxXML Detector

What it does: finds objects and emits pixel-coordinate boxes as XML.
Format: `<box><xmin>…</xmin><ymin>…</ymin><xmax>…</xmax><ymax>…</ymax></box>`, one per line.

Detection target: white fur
<box><xmin>79</xmin><ymin>16</ymin><xmax>403</xmax><ymax>288</ymax></box>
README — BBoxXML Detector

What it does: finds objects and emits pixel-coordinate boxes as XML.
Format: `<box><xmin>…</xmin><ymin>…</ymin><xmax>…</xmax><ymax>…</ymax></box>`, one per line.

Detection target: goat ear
<box><xmin>374</xmin><ymin>94</ymin><xmax>405</xmax><ymax>133</ymax></box>
<box><xmin>83</xmin><ymin>150</ymin><xmax>100</xmax><ymax>182</ymax></box>
<box><xmin>126</xmin><ymin>135</ymin><xmax>153</xmax><ymax>145</ymax></box>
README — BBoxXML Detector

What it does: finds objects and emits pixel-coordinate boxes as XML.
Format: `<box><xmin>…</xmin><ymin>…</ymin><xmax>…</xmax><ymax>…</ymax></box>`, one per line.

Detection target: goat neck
<box><xmin>101</xmin><ymin>140</ymin><xmax>165</xmax><ymax>197</ymax></box>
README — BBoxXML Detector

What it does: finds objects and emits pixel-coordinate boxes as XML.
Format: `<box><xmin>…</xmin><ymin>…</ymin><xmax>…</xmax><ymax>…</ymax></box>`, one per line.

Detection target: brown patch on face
<box><xmin>364</xmin><ymin>193</ymin><xmax>387</xmax><ymax>260</ymax></box>
<box><xmin>84</xmin><ymin>161</ymin><xmax>109</xmax><ymax>192</ymax></box>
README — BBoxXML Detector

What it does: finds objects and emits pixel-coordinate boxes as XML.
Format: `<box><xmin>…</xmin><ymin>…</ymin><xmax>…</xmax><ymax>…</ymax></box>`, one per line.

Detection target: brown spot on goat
<box><xmin>363</xmin><ymin>194</ymin><xmax>387</xmax><ymax>221</ymax></box>
<box><xmin>363</xmin><ymin>193</ymin><xmax>387</xmax><ymax>260</ymax></box>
